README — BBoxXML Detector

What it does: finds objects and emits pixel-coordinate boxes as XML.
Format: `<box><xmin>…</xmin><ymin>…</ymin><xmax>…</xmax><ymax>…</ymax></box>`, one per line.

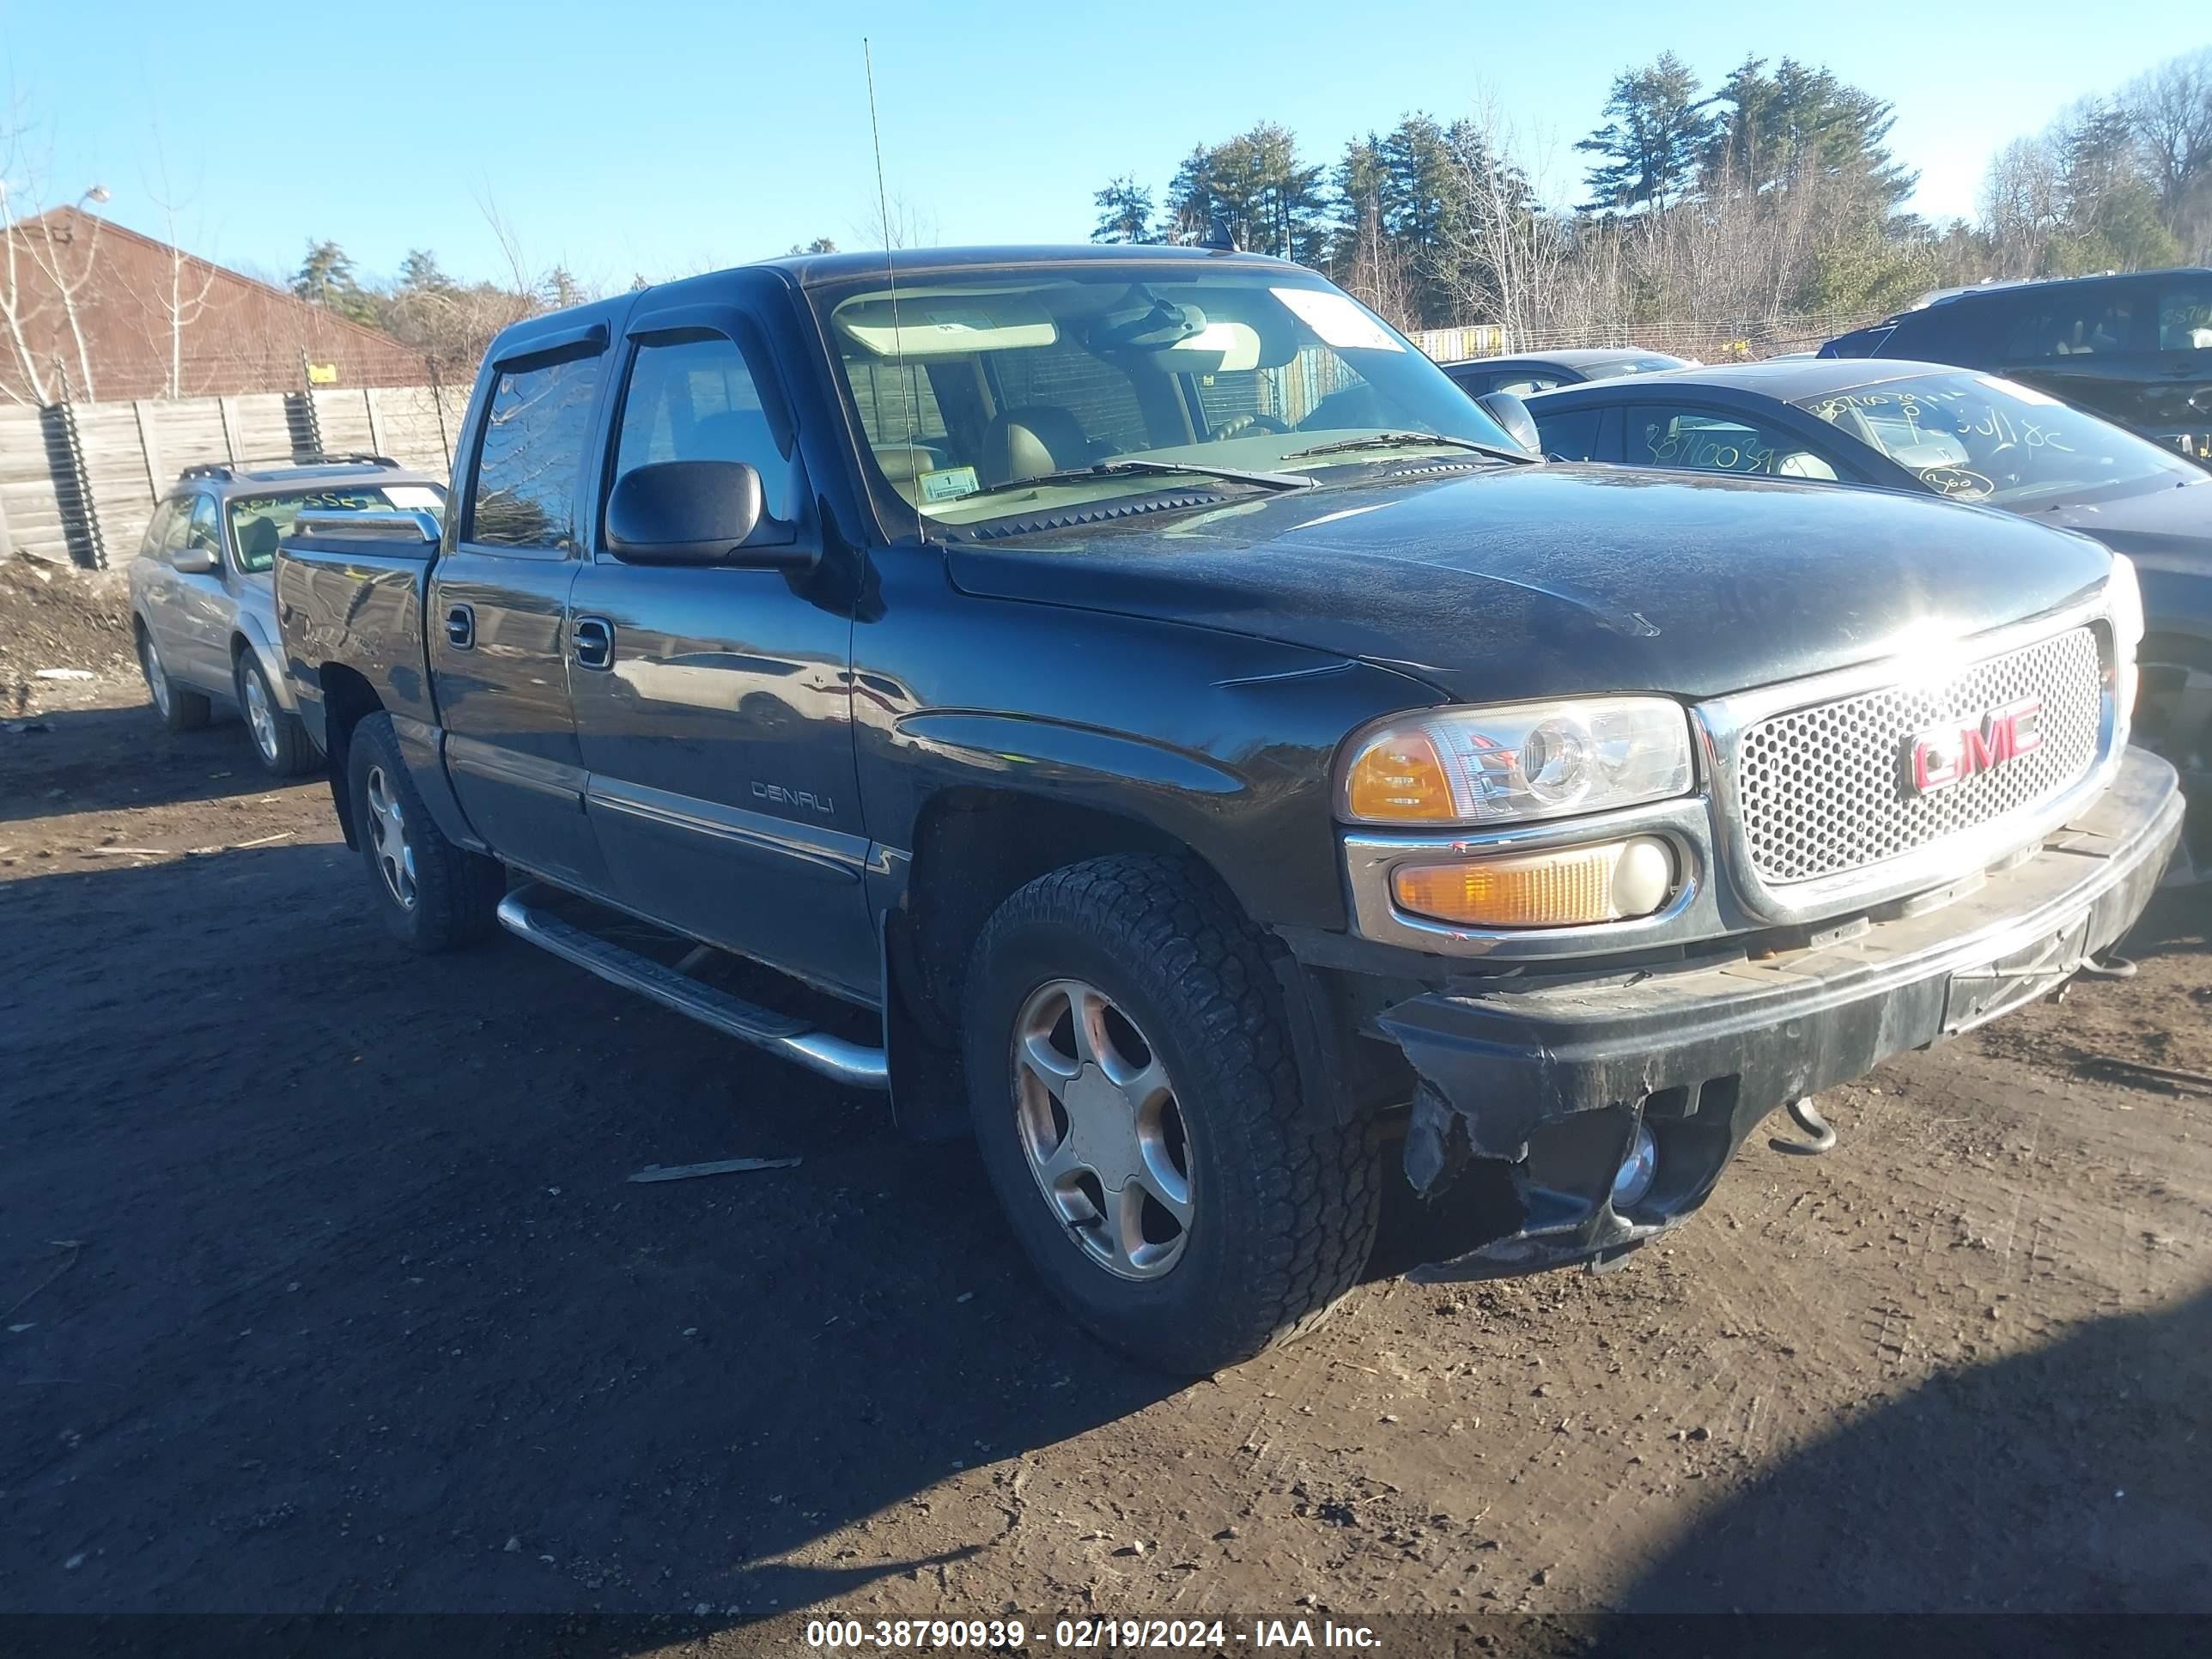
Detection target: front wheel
<box><xmin>138</xmin><ymin>627</ymin><xmax>210</xmax><ymax>733</ymax></box>
<box><xmin>963</xmin><ymin>854</ymin><xmax>1381</xmax><ymax>1375</ymax></box>
<box><xmin>235</xmin><ymin>653</ymin><xmax>314</xmax><ymax>777</ymax></box>
<box><xmin>344</xmin><ymin>712</ymin><xmax>504</xmax><ymax>952</ymax></box>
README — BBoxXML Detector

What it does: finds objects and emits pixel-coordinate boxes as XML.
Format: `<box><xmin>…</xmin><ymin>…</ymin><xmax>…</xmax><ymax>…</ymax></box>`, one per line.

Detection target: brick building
<box><xmin>0</xmin><ymin>206</ymin><xmax>427</xmax><ymax>405</ymax></box>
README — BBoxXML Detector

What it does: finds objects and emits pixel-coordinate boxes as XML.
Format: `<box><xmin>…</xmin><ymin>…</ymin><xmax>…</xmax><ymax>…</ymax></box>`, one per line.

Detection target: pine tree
<box><xmin>1164</xmin><ymin>146</ymin><xmax>1218</xmax><ymax>245</ymax></box>
<box><xmin>1091</xmin><ymin>178</ymin><xmax>1155</xmax><ymax>244</ymax></box>
<box><xmin>291</xmin><ymin>240</ymin><xmax>378</xmax><ymax>324</ymax></box>
<box><xmin>1576</xmin><ymin>54</ymin><xmax>1714</xmax><ymax>212</ymax></box>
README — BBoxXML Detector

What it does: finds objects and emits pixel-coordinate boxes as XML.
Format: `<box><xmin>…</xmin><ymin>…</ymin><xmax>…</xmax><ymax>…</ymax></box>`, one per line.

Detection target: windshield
<box><xmin>812</xmin><ymin>265</ymin><xmax>1522</xmax><ymax>532</ymax></box>
<box><xmin>226</xmin><ymin>483</ymin><xmax>447</xmax><ymax>573</ymax></box>
<box><xmin>1793</xmin><ymin>372</ymin><xmax>2203</xmax><ymax>508</ymax></box>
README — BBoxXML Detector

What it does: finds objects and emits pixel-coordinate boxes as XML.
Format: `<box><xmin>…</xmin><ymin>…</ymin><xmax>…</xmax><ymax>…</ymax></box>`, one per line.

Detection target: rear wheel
<box><xmin>234</xmin><ymin>653</ymin><xmax>314</xmax><ymax>777</ymax></box>
<box><xmin>344</xmin><ymin>712</ymin><xmax>504</xmax><ymax>951</ymax></box>
<box><xmin>138</xmin><ymin>626</ymin><xmax>209</xmax><ymax>733</ymax></box>
<box><xmin>963</xmin><ymin>854</ymin><xmax>1381</xmax><ymax>1375</ymax></box>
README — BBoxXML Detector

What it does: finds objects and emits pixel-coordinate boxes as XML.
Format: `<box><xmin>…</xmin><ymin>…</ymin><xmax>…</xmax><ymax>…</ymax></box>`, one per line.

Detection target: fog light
<box><xmin>1613</xmin><ymin>1122</ymin><xmax>1657</xmax><ymax>1210</ymax></box>
<box><xmin>1390</xmin><ymin>836</ymin><xmax>1675</xmax><ymax>928</ymax></box>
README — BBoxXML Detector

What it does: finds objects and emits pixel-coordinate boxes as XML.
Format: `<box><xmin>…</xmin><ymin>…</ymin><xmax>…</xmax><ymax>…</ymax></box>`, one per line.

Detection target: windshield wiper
<box><xmin>1283</xmin><ymin>431</ymin><xmax>1535</xmax><ymax>465</ymax></box>
<box><xmin>959</xmin><ymin>459</ymin><xmax>1316</xmax><ymax>501</ymax></box>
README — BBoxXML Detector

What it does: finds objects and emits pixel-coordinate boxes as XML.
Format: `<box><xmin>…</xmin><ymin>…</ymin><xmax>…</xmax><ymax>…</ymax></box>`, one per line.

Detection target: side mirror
<box><xmin>606</xmin><ymin>459</ymin><xmax>809</xmax><ymax>568</ymax></box>
<box><xmin>1475</xmin><ymin>392</ymin><xmax>1543</xmax><ymax>457</ymax></box>
<box><xmin>171</xmin><ymin>544</ymin><xmax>218</xmax><ymax>574</ymax></box>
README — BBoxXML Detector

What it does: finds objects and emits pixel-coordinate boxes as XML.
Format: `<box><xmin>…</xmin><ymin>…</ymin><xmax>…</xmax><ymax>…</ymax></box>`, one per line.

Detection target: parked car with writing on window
<box><xmin>1524</xmin><ymin>359</ymin><xmax>2212</xmax><ymax>864</ymax></box>
<box><xmin>270</xmin><ymin>246</ymin><xmax>2177</xmax><ymax>1376</ymax></box>
<box><xmin>1820</xmin><ymin>268</ymin><xmax>2212</xmax><ymax>459</ymax></box>
<box><xmin>128</xmin><ymin>456</ymin><xmax>447</xmax><ymax>775</ymax></box>
<box><xmin>1439</xmin><ymin>348</ymin><xmax>1690</xmax><ymax>400</ymax></box>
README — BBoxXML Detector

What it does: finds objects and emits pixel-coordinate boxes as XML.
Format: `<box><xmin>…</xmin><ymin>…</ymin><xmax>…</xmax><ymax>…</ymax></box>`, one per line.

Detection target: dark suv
<box><xmin>1822</xmin><ymin>269</ymin><xmax>2212</xmax><ymax>459</ymax></box>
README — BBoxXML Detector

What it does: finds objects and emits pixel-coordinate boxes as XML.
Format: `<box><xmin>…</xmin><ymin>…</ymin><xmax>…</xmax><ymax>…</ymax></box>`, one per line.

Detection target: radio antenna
<box><xmin>864</xmin><ymin>37</ymin><xmax>924</xmax><ymax>542</ymax></box>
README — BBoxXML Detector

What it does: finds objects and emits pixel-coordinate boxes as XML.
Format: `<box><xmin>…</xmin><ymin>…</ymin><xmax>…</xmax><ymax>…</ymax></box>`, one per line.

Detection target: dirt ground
<box><xmin>3</xmin><ymin>563</ymin><xmax>2209</xmax><ymax>1648</ymax></box>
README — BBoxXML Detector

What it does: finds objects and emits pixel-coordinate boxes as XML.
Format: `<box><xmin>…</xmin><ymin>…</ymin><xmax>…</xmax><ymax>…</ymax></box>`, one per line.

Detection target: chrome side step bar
<box><xmin>495</xmin><ymin>886</ymin><xmax>889</xmax><ymax>1091</ymax></box>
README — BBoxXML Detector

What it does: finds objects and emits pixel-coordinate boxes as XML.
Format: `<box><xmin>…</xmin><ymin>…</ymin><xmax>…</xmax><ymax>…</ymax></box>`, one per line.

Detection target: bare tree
<box><xmin>0</xmin><ymin>106</ymin><xmax>107</xmax><ymax>404</ymax></box>
<box><xmin>1979</xmin><ymin>133</ymin><xmax>2066</xmax><ymax>275</ymax></box>
<box><xmin>851</xmin><ymin>189</ymin><xmax>939</xmax><ymax>252</ymax></box>
<box><xmin>125</xmin><ymin>145</ymin><xmax>217</xmax><ymax>397</ymax></box>
<box><xmin>1443</xmin><ymin>99</ymin><xmax>1574</xmax><ymax>345</ymax></box>
<box><xmin>2123</xmin><ymin>50</ymin><xmax>2212</xmax><ymax>214</ymax></box>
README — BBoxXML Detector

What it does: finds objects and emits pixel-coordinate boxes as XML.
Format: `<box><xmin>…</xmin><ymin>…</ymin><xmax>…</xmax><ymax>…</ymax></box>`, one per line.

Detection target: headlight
<box><xmin>1339</xmin><ymin>696</ymin><xmax>1695</xmax><ymax>826</ymax></box>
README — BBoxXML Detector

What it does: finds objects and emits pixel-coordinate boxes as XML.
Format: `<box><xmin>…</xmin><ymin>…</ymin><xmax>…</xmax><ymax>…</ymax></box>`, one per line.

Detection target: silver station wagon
<box><xmin>129</xmin><ymin>457</ymin><xmax>447</xmax><ymax>775</ymax></box>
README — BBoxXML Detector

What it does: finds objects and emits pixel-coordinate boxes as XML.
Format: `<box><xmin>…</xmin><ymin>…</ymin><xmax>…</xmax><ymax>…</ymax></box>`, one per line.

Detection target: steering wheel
<box><xmin>1208</xmin><ymin>412</ymin><xmax>1291</xmax><ymax>441</ymax></box>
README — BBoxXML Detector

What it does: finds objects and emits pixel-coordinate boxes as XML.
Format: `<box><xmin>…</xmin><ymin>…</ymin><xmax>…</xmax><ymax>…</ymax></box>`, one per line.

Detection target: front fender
<box><xmin>233</xmin><ymin>604</ymin><xmax>298</xmax><ymax>712</ymax></box>
<box><xmin>854</xmin><ymin>558</ymin><xmax>1447</xmax><ymax>934</ymax></box>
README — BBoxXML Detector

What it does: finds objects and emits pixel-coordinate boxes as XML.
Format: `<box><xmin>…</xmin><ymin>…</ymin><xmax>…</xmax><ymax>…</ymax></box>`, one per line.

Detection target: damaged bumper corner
<box><xmin>1377</xmin><ymin>747</ymin><xmax>2185</xmax><ymax>1283</ymax></box>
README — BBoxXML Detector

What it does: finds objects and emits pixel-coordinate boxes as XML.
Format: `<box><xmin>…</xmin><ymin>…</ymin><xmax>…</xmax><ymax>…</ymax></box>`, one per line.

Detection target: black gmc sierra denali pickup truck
<box><xmin>276</xmin><ymin>245</ymin><xmax>2181</xmax><ymax>1375</ymax></box>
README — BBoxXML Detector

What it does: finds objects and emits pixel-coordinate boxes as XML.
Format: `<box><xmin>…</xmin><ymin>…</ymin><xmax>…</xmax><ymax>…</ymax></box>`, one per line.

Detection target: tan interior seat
<box><xmin>979</xmin><ymin>406</ymin><xmax>1091</xmax><ymax>487</ymax></box>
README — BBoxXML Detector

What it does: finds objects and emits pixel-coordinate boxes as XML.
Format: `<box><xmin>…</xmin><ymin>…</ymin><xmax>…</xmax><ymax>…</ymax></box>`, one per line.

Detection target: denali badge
<box><xmin>1904</xmin><ymin>697</ymin><xmax>2043</xmax><ymax>796</ymax></box>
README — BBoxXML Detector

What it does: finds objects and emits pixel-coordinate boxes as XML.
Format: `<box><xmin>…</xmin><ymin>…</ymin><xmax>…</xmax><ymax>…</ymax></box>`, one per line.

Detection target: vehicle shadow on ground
<box><xmin>0</xmin><ymin>702</ymin><xmax>314</xmax><ymax>823</ymax></box>
<box><xmin>1613</xmin><ymin>1284</ymin><xmax>2212</xmax><ymax>1618</ymax></box>
<box><xmin>0</xmin><ymin>846</ymin><xmax>1177</xmax><ymax>1620</ymax></box>
<box><xmin>2124</xmin><ymin>875</ymin><xmax>2211</xmax><ymax>956</ymax></box>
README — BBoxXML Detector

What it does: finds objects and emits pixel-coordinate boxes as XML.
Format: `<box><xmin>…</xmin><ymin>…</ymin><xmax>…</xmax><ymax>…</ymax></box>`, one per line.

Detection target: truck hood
<box><xmin>944</xmin><ymin>465</ymin><xmax>2115</xmax><ymax>703</ymax></box>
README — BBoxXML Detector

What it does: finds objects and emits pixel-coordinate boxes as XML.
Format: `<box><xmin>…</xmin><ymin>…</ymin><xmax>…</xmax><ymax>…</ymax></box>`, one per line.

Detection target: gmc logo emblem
<box><xmin>1904</xmin><ymin>697</ymin><xmax>2043</xmax><ymax>796</ymax></box>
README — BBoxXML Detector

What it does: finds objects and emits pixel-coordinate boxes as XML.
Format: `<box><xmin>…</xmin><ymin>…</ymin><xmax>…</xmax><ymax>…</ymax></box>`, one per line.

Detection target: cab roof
<box><xmin>757</xmin><ymin>243</ymin><xmax>1297</xmax><ymax>289</ymax></box>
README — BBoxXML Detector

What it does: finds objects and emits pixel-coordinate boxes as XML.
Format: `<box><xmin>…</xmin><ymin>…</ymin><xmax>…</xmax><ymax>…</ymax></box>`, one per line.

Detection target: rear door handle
<box><xmin>573</xmin><ymin>615</ymin><xmax>614</xmax><ymax>671</ymax></box>
<box><xmin>445</xmin><ymin>604</ymin><xmax>475</xmax><ymax>649</ymax></box>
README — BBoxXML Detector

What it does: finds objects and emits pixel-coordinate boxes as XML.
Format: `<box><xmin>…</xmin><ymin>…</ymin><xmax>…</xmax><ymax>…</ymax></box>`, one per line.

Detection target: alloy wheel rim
<box><xmin>1011</xmin><ymin>977</ymin><xmax>1194</xmax><ymax>1281</ymax></box>
<box><xmin>244</xmin><ymin>669</ymin><xmax>277</xmax><ymax>761</ymax></box>
<box><xmin>365</xmin><ymin>764</ymin><xmax>417</xmax><ymax>910</ymax></box>
<box><xmin>143</xmin><ymin>638</ymin><xmax>170</xmax><ymax>716</ymax></box>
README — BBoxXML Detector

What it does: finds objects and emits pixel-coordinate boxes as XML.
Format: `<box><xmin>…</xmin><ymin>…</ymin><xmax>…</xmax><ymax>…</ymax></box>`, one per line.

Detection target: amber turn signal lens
<box><xmin>1391</xmin><ymin>836</ymin><xmax>1675</xmax><ymax>928</ymax></box>
<box><xmin>1344</xmin><ymin>729</ymin><xmax>1455</xmax><ymax>821</ymax></box>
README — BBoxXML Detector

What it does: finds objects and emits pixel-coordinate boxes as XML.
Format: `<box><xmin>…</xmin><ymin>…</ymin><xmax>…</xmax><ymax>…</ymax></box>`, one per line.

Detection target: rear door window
<box><xmin>1532</xmin><ymin>404</ymin><xmax>1605</xmax><ymax>461</ymax></box>
<box><xmin>2156</xmin><ymin>280</ymin><xmax>2212</xmax><ymax>356</ymax></box>
<box><xmin>138</xmin><ymin>499</ymin><xmax>179</xmax><ymax>558</ymax></box>
<box><xmin>2002</xmin><ymin>284</ymin><xmax>2147</xmax><ymax>362</ymax></box>
<box><xmin>1630</xmin><ymin>404</ymin><xmax>1840</xmax><ymax>480</ymax></box>
<box><xmin>468</xmin><ymin>349</ymin><xmax>605</xmax><ymax>552</ymax></box>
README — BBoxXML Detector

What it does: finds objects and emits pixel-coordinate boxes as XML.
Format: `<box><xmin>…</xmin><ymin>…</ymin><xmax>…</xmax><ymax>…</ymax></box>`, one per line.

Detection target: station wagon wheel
<box><xmin>243</xmin><ymin>665</ymin><xmax>278</xmax><ymax>761</ymax></box>
<box><xmin>233</xmin><ymin>653</ymin><xmax>313</xmax><ymax>776</ymax></box>
<box><xmin>365</xmin><ymin>763</ymin><xmax>418</xmax><ymax>910</ymax></box>
<box><xmin>144</xmin><ymin>635</ymin><xmax>171</xmax><ymax>717</ymax></box>
<box><xmin>1012</xmin><ymin>977</ymin><xmax>1194</xmax><ymax>1280</ymax></box>
<box><xmin>137</xmin><ymin>625</ymin><xmax>210</xmax><ymax>733</ymax></box>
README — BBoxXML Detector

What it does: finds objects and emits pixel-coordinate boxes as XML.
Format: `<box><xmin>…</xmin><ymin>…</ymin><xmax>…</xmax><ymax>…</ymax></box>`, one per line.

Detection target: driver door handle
<box><xmin>573</xmin><ymin>616</ymin><xmax>614</xmax><ymax>672</ymax></box>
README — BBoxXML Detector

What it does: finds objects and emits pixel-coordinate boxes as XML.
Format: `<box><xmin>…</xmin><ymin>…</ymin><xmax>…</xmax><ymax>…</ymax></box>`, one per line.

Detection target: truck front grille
<box><xmin>1737</xmin><ymin>625</ymin><xmax>2106</xmax><ymax>885</ymax></box>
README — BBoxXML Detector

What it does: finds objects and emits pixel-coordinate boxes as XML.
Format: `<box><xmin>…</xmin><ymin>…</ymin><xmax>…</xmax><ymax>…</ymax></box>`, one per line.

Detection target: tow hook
<box><xmin>2073</xmin><ymin>954</ymin><xmax>2138</xmax><ymax>981</ymax></box>
<box><xmin>1768</xmin><ymin>1095</ymin><xmax>1838</xmax><ymax>1157</ymax></box>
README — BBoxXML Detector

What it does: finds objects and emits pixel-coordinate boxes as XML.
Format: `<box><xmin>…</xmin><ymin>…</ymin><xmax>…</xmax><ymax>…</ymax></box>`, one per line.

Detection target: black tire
<box><xmin>137</xmin><ymin>625</ymin><xmax>210</xmax><ymax>733</ymax></box>
<box><xmin>344</xmin><ymin>712</ymin><xmax>504</xmax><ymax>952</ymax></box>
<box><xmin>963</xmin><ymin>853</ymin><xmax>1382</xmax><ymax>1375</ymax></box>
<box><xmin>234</xmin><ymin>652</ymin><xmax>315</xmax><ymax>778</ymax></box>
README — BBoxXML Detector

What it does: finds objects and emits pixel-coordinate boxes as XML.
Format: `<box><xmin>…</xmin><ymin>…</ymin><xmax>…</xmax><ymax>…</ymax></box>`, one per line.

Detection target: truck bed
<box><xmin>275</xmin><ymin>527</ymin><xmax>440</xmax><ymax>743</ymax></box>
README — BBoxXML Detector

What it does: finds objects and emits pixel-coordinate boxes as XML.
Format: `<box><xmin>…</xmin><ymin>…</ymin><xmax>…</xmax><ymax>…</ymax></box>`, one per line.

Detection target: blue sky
<box><xmin>5</xmin><ymin>0</ymin><xmax>2197</xmax><ymax>291</ymax></box>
